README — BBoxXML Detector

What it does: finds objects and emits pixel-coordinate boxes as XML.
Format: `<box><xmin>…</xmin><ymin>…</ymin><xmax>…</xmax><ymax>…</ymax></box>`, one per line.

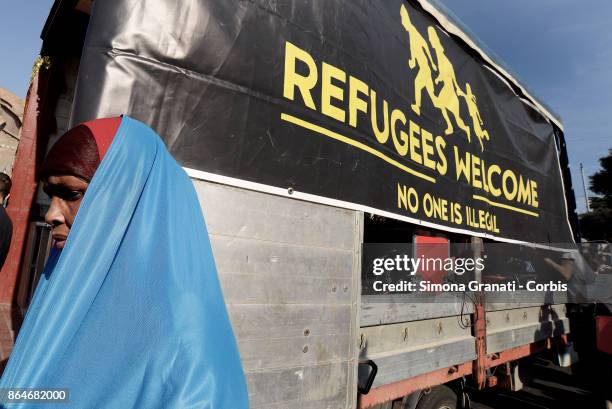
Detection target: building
<box><xmin>0</xmin><ymin>88</ymin><xmax>23</xmax><ymax>366</ymax></box>
<box><xmin>0</xmin><ymin>88</ymin><xmax>24</xmax><ymax>175</ymax></box>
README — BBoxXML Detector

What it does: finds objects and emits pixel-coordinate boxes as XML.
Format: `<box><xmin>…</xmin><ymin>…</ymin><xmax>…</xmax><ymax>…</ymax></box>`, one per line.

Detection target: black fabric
<box><xmin>69</xmin><ymin>0</ymin><xmax>575</xmax><ymax>243</ymax></box>
<box><xmin>0</xmin><ymin>206</ymin><xmax>12</xmax><ymax>269</ymax></box>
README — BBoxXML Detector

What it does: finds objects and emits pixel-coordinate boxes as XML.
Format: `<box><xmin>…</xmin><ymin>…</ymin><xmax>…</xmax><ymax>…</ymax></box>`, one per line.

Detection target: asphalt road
<box><xmin>469</xmin><ymin>357</ymin><xmax>609</xmax><ymax>409</ymax></box>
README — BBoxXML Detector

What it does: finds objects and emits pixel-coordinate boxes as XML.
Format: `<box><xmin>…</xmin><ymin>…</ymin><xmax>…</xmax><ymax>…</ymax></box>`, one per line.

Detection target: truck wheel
<box><xmin>414</xmin><ymin>385</ymin><xmax>457</xmax><ymax>409</ymax></box>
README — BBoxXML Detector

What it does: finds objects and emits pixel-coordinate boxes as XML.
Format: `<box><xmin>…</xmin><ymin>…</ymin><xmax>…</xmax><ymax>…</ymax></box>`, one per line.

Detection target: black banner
<box><xmin>71</xmin><ymin>0</ymin><xmax>574</xmax><ymax>243</ymax></box>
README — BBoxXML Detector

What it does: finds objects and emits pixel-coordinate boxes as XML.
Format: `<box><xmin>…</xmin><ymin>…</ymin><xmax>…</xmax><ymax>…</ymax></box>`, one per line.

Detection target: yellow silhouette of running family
<box><xmin>400</xmin><ymin>5</ymin><xmax>490</xmax><ymax>151</ymax></box>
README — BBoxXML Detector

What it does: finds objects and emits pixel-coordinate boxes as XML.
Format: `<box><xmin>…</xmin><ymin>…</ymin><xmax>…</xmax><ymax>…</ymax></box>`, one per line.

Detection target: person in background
<box><xmin>544</xmin><ymin>247</ymin><xmax>595</xmax><ymax>303</ymax></box>
<box><xmin>0</xmin><ymin>173</ymin><xmax>12</xmax><ymax>269</ymax></box>
<box><xmin>0</xmin><ymin>117</ymin><xmax>249</xmax><ymax>408</ymax></box>
<box><xmin>546</xmin><ymin>245</ymin><xmax>611</xmax><ymax>407</ymax></box>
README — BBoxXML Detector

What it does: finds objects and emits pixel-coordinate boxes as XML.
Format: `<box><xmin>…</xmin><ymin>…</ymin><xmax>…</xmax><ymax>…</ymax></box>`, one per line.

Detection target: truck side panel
<box><xmin>194</xmin><ymin>180</ymin><xmax>361</xmax><ymax>409</ymax></box>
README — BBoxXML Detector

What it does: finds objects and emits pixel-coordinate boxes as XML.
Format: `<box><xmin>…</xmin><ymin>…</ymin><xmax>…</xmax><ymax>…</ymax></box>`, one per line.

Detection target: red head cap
<box><xmin>39</xmin><ymin>117</ymin><xmax>122</xmax><ymax>182</ymax></box>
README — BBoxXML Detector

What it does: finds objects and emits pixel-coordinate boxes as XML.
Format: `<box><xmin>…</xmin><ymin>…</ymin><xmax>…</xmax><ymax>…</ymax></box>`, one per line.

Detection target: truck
<box><xmin>4</xmin><ymin>0</ymin><xmax>605</xmax><ymax>408</ymax></box>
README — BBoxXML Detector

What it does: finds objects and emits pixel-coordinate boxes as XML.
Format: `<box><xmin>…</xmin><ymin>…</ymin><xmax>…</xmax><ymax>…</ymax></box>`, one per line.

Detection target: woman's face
<box><xmin>43</xmin><ymin>175</ymin><xmax>89</xmax><ymax>249</ymax></box>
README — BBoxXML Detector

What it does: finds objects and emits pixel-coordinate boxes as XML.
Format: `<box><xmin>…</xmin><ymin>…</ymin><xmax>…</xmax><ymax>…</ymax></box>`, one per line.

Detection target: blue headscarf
<box><xmin>0</xmin><ymin>116</ymin><xmax>249</xmax><ymax>408</ymax></box>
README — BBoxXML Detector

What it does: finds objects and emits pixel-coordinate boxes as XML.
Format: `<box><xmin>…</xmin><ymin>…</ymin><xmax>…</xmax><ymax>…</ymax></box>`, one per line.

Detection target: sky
<box><xmin>0</xmin><ymin>1</ymin><xmax>610</xmax><ymax>213</ymax></box>
<box><xmin>435</xmin><ymin>0</ymin><xmax>612</xmax><ymax>213</ymax></box>
<box><xmin>0</xmin><ymin>1</ymin><xmax>53</xmax><ymax>99</ymax></box>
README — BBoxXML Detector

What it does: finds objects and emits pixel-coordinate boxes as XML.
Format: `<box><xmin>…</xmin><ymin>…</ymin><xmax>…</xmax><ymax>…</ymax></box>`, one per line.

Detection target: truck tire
<box><xmin>414</xmin><ymin>385</ymin><xmax>457</xmax><ymax>409</ymax></box>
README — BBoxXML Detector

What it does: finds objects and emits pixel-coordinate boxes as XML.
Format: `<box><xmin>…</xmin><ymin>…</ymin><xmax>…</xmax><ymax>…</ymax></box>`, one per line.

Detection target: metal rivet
<box><xmin>287</xmin><ymin>187</ymin><xmax>294</xmax><ymax>195</ymax></box>
<box><xmin>359</xmin><ymin>333</ymin><xmax>366</xmax><ymax>349</ymax></box>
<box><xmin>303</xmin><ymin>345</ymin><xmax>309</xmax><ymax>353</ymax></box>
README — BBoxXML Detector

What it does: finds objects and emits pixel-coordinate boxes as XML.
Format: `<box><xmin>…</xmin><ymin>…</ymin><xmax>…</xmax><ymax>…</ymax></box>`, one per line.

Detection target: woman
<box><xmin>0</xmin><ymin>116</ymin><xmax>249</xmax><ymax>408</ymax></box>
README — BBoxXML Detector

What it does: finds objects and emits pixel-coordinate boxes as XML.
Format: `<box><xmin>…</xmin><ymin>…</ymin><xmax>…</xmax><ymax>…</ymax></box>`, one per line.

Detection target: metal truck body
<box><xmin>3</xmin><ymin>0</ymin><xmax>582</xmax><ymax>408</ymax></box>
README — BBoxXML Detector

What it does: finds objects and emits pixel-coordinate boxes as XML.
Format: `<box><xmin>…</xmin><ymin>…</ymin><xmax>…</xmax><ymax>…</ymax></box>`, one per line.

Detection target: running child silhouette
<box><xmin>463</xmin><ymin>83</ymin><xmax>490</xmax><ymax>151</ymax></box>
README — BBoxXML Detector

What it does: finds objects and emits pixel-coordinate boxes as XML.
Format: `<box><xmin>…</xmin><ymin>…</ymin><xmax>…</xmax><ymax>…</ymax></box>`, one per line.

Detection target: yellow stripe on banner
<box><xmin>280</xmin><ymin>113</ymin><xmax>436</xmax><ymax>183</ymax></box>
<box><xmin>472</xmin><ymin>194</ymin><xmax>539</xmax><ymax>217</ymax></box>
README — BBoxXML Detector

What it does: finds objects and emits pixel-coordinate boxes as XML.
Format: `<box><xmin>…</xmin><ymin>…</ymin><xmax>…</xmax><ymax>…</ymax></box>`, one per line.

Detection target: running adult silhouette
<box><xmin>400</xmin><ymin>4</ymin><xmax>438</xmax><ymax>115</ymax></box>
<box><xmin>428</xmin><ymin>27</ymin><xmax>471</xmax><ymax>140</ymax></box>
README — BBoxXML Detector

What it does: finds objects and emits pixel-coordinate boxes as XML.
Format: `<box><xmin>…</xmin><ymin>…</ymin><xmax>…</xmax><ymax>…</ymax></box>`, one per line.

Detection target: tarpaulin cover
<box><xmin>70</xmin><ymin>0</ymin><xmax>574</xmax><ymax>243</ymax></box>
<box><xmin>0</xmin><ymin>117</ymin><xmax>249</xmax><ymax>408</ymax></box>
